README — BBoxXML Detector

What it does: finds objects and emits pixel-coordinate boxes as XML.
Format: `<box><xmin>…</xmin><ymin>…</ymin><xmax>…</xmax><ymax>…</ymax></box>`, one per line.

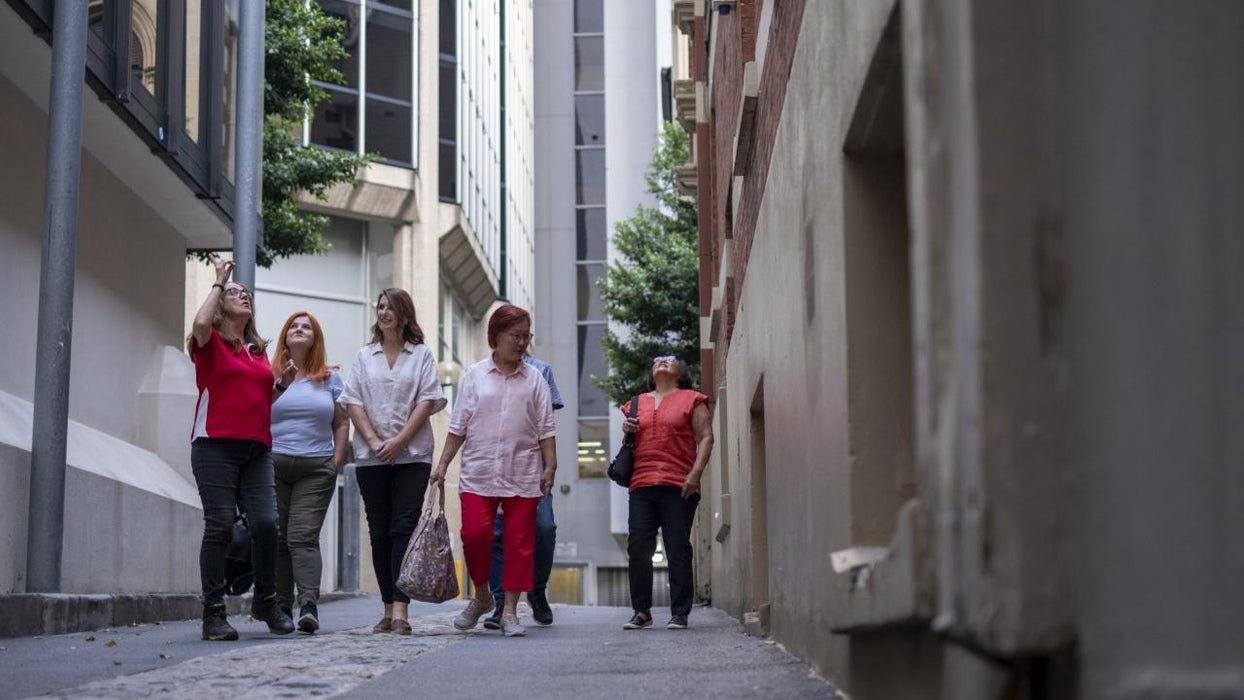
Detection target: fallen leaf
<box><xmin>85</xmin><ymin>636</ymin><xmax>95</xmax><ymax>642</ymax></box>
<box><xmin>113</xmin><ymin>661</ymin><xmax>121</xmax><ymax>666</ymax></box>
<box><xmin>159</xmin><ymin>654</ymin><xmax>168</xmax><ymax>659</ymax></box>
<box><xmin>105</xmin><ymin>640</ymin><xmax>117</xmax><ymax>648</ymax></box>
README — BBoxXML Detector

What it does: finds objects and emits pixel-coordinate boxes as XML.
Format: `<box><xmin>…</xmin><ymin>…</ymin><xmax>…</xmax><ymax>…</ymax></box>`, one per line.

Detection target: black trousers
<box><xmin>356</xmin><ymin>462</ymin><xmax>430</xmax><ymax>604</ymax></box>
<box><xmin>190</xmin><ymin>438</ymin><xmax>278</xmax><ymax>606</ymax></box>
<box><xmin>627</xmin><ymin>485</ymin><xmax>701</xmax><ymax>616</ymax></box>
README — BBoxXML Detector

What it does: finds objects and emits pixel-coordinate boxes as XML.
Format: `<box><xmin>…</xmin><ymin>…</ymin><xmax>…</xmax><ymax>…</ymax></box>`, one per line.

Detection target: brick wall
<box><xmin>699</xmin><ymin>0</ymin><xmax>806</xmax><ymax>392</ymax></box>
<box><xmin>731</xmin><ymin>0</ymin><xmax>806</xmax><ymax>329</ymax></box>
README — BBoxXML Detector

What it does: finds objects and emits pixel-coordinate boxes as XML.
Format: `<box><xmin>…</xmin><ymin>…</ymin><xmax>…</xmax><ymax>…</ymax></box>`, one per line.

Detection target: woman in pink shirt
<box><xmin>433</xmin><ymin>304</ymin><xmax>557</xmax><ymax>638</ymax></box>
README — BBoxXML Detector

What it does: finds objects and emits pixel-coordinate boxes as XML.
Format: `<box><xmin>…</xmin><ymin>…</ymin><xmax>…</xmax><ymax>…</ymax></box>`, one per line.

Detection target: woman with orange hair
<box><xmin>269</xmin><ymin>311</ymin><xmax>349</xmax><ymax>634</ymax></box>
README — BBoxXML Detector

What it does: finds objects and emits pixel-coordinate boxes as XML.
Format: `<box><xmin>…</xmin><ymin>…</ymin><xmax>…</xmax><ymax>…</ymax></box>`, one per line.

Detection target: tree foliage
<box><xmin>195</xmin><ymin>0</ymin><xmax>370</xmax><ymax>268</ymax></box>
<box><xmin>594</xmin><ymin>122</ymin><xmax>701</xmax><ymax>404</ymax></box>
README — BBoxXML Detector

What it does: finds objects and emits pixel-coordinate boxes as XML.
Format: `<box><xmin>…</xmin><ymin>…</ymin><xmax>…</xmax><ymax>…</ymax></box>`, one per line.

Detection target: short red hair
<box><xmin>487</xmin><ymin>304</ymin><xmax>531</xmax><ymax>348</ymax></box>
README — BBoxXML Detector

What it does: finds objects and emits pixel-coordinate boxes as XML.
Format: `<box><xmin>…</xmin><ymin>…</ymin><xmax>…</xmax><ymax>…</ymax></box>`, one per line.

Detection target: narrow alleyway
<box><xmin>0</xmin><ymin>597</ymin><xmax>837</xmax><ymax>699</ymax></box>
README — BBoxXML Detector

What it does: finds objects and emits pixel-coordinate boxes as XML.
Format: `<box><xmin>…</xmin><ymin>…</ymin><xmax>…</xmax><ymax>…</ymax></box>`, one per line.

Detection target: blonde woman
<box><xmin>339</xmin><ymin>288</ymin><xmax>447</xmax><ymax>635</ymax></box>
<box><xmin>269</xmin><ymin>311</ymin><xmax>349</xmax><ymax>634</ymax></box>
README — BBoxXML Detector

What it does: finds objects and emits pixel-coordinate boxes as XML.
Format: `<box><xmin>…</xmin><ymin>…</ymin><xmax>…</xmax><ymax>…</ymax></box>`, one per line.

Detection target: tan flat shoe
<box><xmin>373</xmin><ymin>617</ymin><xmax>393</xmax><ymax>634</ymax></box>
<box><xmin>391</xmin><ymin>619</ymin><xmax>413</xmax><ymax>635</ymax></box>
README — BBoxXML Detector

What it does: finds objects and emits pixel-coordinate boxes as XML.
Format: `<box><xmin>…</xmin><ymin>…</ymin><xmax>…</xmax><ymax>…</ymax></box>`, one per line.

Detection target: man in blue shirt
<box><xmin>484</xmin><ymin>354</ymin><xmax>564</xmax><ymax>628</ymax></box>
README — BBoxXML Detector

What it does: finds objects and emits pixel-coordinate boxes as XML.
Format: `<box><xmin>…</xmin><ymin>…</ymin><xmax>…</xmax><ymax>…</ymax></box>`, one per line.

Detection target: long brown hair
<box><xmin>370</xmin><ymin>288</ymin><xmax>425</xmax><ymax>345</ymax></box>
<box><xmin>185</xmin><ymin>283</ymin><xmax>268</xmax><ymax>356</ymax></box>
<box><xmin>271</xmin><ymin>311</ymin><xmax>336</xmax><ymax>382</ymax></box>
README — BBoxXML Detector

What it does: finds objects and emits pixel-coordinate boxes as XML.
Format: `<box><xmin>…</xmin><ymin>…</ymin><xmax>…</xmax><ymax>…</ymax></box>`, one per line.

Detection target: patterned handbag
<box><xmin>396</xmin><ymin>482</ymin><xmax>461</xmax><ymax>603</ymax></box>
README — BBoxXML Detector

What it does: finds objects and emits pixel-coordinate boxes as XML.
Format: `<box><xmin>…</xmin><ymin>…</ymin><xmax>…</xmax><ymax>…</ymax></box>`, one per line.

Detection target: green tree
<box><xmin>594</xmin><ymin>121</ymin><xmax>701</xmax><ymax>404</ymax></box>
<box><xmin>195</xmin><ymin>0</ymin><xmax>370</xmax><ymax>268</ymax></box>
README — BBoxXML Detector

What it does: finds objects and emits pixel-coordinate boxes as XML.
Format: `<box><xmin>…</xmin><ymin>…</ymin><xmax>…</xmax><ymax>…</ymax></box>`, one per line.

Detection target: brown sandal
<box><xmin>372</xmin><ymin>617</ymin><xmax>393</xmax><ymax>633</ymax></box>
<box><xmin>391</xmin><ymin>619</ymin><xmax>412</xmax><ymax>635</ymax></box>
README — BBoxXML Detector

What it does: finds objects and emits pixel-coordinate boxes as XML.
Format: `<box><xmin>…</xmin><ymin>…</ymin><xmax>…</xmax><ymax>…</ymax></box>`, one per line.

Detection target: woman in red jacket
<box><xmin>620</xmin><ymin>356</ymin><xmax>714</xmax><ymax>630</ymax></box>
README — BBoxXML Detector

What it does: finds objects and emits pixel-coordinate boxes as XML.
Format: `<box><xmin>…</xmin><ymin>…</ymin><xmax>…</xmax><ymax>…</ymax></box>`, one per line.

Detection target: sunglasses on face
<box><xmin>653</xmin><ymin>356</ymin><xmax>677</xmax><ymax>364</ymax></box>
<box><xmin>224</xmin><ymin>288</ymin><xmax>251</xmax><ymax>300</ymax></box>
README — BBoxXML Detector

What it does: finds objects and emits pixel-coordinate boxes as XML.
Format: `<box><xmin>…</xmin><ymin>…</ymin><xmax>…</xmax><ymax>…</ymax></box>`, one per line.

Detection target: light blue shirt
<box><xmin>523</xmin><ymin>356</ymin><xmax>564</xmax><ymax>410</ymax></box>
<box><xmin>271</xmin><ymin>371</ymin><xmax>343</xmax><ymax>457</ymax></box>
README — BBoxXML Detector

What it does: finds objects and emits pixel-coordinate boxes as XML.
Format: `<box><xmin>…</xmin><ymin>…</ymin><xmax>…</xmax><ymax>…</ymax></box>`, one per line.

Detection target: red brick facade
<box><xmin>689</xmin><ymin>0</ymin><xmax>807</xmax><ymax>396</ymax></box>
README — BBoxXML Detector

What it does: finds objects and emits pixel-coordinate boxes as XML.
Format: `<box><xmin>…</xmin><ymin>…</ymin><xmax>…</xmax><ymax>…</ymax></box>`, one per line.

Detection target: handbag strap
<box><xmin>422</xmin><ymin>481</ymin><xmax>444</xmax><ymax>517</ymax></box>
<box><xmin>624</xmin><ymin>395</ymin><xmax>640</xmax><ymax>447</ymax></box>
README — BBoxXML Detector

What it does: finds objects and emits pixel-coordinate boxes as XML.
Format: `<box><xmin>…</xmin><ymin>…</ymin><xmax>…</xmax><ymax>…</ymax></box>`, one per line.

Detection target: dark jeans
<box><xmin>489</xmin><ymin>495</ymin><xmax>556</xmax><ymax>603</ymax></box>
<box><xmin>356</xmin><ymin>462</ymin><xmax>430</xmax><ymax>604</ymax></box>
<box><xmin>274</xmin><ymin>454</ymin><xmax>338</xmax><ymax>607</ymax></box>
<box><xmin>628</xmin><ymin>485</ymin><xmax>700</xmax><ymax>616</ymax></box>
<box><xmin>190</xmin><ymin>438</ymin><xmax>279</xmax><ymax>606</ymax></box>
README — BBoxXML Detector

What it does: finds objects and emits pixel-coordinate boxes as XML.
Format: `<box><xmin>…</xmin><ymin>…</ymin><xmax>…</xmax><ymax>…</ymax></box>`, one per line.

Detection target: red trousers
<box><xmin>460</xmin><ymin>492</ymin><xmax>539</xmax><ymax>592</ymax></box>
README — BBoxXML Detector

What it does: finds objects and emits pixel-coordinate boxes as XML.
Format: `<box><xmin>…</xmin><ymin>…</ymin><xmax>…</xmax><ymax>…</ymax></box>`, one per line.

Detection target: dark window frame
<box><xmin>8</xmin><ymin>0</ymin><xmax>239</xmax><ymax>227</ymax></box>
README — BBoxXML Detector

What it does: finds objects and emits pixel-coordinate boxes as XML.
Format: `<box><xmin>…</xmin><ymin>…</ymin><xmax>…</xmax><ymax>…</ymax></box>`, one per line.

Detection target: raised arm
<box><xmin>191</xmin><ymin>253</ymin><xmax>232</xmax><ymax>349</ymax></box>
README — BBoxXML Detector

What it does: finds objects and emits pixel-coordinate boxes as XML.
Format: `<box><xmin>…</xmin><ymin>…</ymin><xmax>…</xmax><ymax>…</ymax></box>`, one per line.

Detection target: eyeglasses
<box><xmin>507</xmin><ymin>332</ymin><xmax>534</xmax><ymax>343</ymax></box>
<box><xmin>224</xmin><ymin>288</ymin><xmax>251</xmax><ymax>300</ymax></box>
<box><xmin>653</xmin><ymin>355</ymin><xmax>677</xmax><ymax>364</ymax></box>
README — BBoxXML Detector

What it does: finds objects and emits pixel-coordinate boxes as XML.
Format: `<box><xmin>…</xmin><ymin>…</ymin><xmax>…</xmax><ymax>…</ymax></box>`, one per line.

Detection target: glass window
<box><xmin>366</xmin><ymin>12</ymin><xmax>412</xmax><ymax>101</ymax></box>
<box><xmin>367</xmin><ymin>221</ymin><xmax>395</xmax><ymax>301</ymax></box>
<box><xmin>574</xmin><ymin>0</ymin><xmax>603</xmax><ymax>34</ymax></box>
<box><xmin>311</xmin><ymin>88</ymin><xmax>360</xmax><ymax>152</ymax></box>
<box><xmin>575</xmin><ymin>149</ymin><xmax>606</xmax><ymax>205</ymax></box>
<box><xmin>366</xmin><ymin>98</ymin><xmax>412</xmax><ymax>164</ymax></box>
<box><xmin>577</xmin><ymin>324</ymin><xmax>609</xmax><ymax>417</ymax></box>
<box><xmin>439</xmin><ymin>0</ymin><xmax>456</xmax><ymax>57</ymax></box>
<box><xmin>89</xmin><ymin>0</ymin><xmax>116</xmax><ymax>49</ymax></box>
<box><xmin>574</xmin><ymin>37</ymin><xmax>604</xmax><ymax>92</ymax></box>
<box><xmin>374</xmin><ymin>0</ymin><xmax>412</xmax><ymax>10</ymax></box>
<box><xmin>575</xmin><ymin>94</ymin><xmax>605</xmax><ymax>146</ymax></box>
<box><xmin>439</xmin><ymin>61</ymin><xmax>457</xmax><ymax>139</ymax></box>
<box><xmin>184</xmin><ymin>0</ymin><xmax>203</xmax><ymax>143</ymax></box>
<box><xmin>577</xmin><ymin>264</ymin><xmax>605</xmax><ymax>322</ymax></box>
<box><xmin>576</xmin><ymin>207</ymin><xmax>607</xmax><ymax>260</ymax></box>
<box><xmin>130</xmin><ymin>0</ymin><xmax>160</xmax><ymax>95</ymax></box>
<box><xmin>578</xmin><ymin>419</ymin><xmax>610</xmax><ymax>478</ymax></box>
<box><xmin>319</xmin><ymin>0</ymin><xmax>360</xmax><ymax>88</ymax></box>
<box><xmin>439</xmin><ymin>141</ymin><xmax>458</xmax><ymax>201</ymax></box>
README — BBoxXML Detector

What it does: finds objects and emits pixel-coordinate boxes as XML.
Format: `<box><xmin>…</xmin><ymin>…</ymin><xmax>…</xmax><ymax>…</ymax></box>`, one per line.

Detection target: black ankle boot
<box><xmin>252</xmin><ymin>593</ymin><xmax>295</xmax><ymax>635</ymax></box>
<box><xmin>202</xmin><ymin>603</ymin><xmax>238</xmax><ymax>641</ymax></box>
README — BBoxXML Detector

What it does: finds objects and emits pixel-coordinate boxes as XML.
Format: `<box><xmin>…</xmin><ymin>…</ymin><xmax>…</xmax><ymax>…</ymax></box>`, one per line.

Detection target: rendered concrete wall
<box><xmin>1056</xmin><ymin>2</ymin><xmax>1244</xmax><ymax>697</ymax></box>
<box><xmin>706</xmin><ymin>0</ymin><xmax>1244</xmax><ymax>697</ymax></box>
<box><xmin>0</xmin><ymin>67</ymin><xmax>203</xmax><ymax>594</ymax></box>
<box><xmin>707</xmin><ymin>0</ymin><xmax>907</xmax><ymax>689</ymax></box>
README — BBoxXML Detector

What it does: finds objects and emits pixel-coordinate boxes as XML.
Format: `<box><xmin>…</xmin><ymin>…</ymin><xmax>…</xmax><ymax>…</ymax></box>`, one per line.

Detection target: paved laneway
<box><xmin>0</xmin><ymin>596</ymin><xmax>837</xmax><ymax>699</ymax></box>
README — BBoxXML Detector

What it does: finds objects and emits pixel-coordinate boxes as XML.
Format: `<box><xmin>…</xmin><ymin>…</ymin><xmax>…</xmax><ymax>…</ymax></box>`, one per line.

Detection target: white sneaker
<box><xmin>453</xmin><ymin>597</ymin><xmax>495</xmax><ymax>630</ymax></box>
<box><xmin>501</xmin><ymin>613</ymin><xmax>527</xmax><ymax>637</ymax></box>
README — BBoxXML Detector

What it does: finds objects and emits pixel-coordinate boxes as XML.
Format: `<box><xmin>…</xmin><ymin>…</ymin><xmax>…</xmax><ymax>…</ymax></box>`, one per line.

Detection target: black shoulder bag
<box><xmin>607</xmin><ymin>396</ymin><xmax>640</xmax><ymax>487</ymax></box>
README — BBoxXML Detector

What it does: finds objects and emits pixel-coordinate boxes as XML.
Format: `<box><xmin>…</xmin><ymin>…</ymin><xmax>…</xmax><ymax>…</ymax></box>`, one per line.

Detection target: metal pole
<box><xmin>338</xmin><ymin>464</ymin><xmax>360</xmax><ymax>591</ymax></box>
<box><xmin>231</xmin><ymin>0</ymin><xmax>265</xmax><ymax>289</ymax></box>
<box><xmin>27</xmin><ymin>0</ymin><xmax>90</xmax><ymax>593</ymax></box>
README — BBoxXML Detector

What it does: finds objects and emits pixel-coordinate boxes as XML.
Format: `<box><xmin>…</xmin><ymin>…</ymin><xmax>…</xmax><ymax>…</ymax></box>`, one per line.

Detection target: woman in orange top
<box><xmin>619</xmin><ymin>356</ymin><xmax>714</xmax><ymax>630</ymax></box>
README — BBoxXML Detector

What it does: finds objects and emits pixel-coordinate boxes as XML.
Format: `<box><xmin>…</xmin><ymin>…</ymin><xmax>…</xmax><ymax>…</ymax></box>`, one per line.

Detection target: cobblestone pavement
<box><xmin>0</xmin><ymin>597</ymin><xmax>838</xmax><ymax>700</ymax></box>
<box><xmin>25</xmin><ymin>611</ymin><xmax>469</xmax><ymax>699</ymax></box>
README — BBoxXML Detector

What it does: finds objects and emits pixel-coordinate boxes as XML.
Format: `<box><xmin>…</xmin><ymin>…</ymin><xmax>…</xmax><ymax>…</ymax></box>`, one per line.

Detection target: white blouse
<box><xmin>338</xmin><ymin>342</ymin><xmax>447</xmax><ymax>466</ymax></box>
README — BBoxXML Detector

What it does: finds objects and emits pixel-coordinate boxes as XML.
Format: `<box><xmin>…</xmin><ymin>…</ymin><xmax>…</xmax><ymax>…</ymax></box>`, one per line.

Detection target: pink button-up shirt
<box><xmin>449</xmin><ymin>356</ymin><xmax>556</xmax><ymax>498</ymax></box>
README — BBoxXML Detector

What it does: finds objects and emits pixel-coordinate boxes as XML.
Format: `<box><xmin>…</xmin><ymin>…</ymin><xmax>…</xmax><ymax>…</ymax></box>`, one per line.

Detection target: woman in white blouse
<box><xmin>339</xmin><ymin>288</ymin><xmax>447</xmax><ymax>635</ymax></box>
<box><xmin>433</xmin><ymin>303</ymin><xmax>557</xmax><ymax>638</ymax></box>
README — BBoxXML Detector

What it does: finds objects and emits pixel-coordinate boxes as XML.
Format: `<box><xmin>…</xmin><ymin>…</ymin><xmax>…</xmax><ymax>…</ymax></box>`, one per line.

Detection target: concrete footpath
<box><xmin>0</xmin><ymin>596</ymin><xmax>839</xmax><ymax>699</ymax></box>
